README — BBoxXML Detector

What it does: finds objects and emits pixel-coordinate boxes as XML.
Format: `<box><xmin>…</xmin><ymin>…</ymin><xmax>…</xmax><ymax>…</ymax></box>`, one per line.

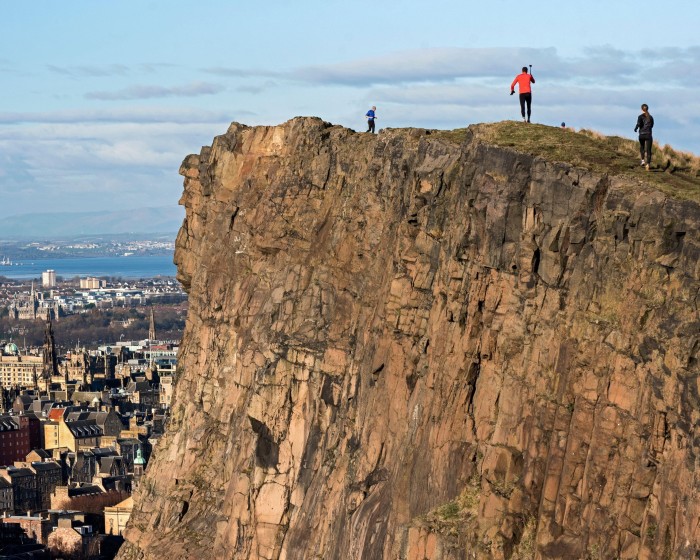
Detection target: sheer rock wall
<box><xmin>118</xmin><ymin>117</ymin><xmax>699</xmax><ymax>560</ymax></box>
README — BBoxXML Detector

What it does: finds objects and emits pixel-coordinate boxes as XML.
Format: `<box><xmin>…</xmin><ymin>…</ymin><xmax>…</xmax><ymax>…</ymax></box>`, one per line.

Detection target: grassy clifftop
<box><xmin>436</xmin><ymin>121</ymin><xmax>700</xmax><ymax>203</ymax></box>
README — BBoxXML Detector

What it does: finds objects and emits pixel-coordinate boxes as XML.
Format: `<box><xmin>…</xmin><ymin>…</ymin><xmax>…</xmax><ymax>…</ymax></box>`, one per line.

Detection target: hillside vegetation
<box><xmin>437</xmin><ymin>121</ymin><xmax>700</xmax><ymax>203</ymax></box>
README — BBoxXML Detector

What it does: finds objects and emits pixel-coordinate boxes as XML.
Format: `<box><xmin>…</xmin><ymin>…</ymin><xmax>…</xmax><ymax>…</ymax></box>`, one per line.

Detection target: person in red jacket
<box><xmin>510</xmin><ymin>67</ymin><xmax>535</xmax><ymax>122</ymax></box>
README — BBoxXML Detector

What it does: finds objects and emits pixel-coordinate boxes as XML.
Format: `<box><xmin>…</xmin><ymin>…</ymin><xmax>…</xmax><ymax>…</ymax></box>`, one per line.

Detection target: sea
<box><xmin>0</xmin><ymin>255</ymin><xmax>176</xmax><ymax>280</ymax></box>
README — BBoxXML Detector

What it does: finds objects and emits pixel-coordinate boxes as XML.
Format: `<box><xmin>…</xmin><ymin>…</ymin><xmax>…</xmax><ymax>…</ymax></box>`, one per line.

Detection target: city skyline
<box><xmin>2</xmin><ymin>0</ymin><xmax>699</xmax><ymax>220</ymax></box>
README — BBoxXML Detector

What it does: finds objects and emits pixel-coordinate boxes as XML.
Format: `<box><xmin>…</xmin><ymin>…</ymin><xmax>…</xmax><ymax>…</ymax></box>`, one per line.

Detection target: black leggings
<box><xmin>639</xmin><ymin>136</ymin><xmax>652</xmax><ymax>163</ymax></box>
<box><xmin>519</xmin><ymin>92</ymin><xmax>532</xmax><ymax>119</ymax></box>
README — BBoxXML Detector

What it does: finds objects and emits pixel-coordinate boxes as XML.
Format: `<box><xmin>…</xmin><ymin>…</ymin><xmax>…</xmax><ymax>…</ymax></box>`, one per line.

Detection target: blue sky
<box><xmin>2</xmin><ymin>0</ymin><xmax>699</xmax><ymax>219</ymax></box>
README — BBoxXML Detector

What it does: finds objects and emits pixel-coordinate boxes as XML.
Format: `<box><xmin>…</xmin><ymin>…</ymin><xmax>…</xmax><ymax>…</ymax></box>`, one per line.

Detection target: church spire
<box><xmin>42</xmin><ymin>315</ymin><xmax>59</xmax><ymax>380</ymax></box>
<box><xmin>30</xmin><ymin>281</ymin><xmax>37</xmax><ymax>320</ymax></box>
<box><xmin>148</xmin><ymin>307</ymin><xmax>156</xmax><ymax>342</ymax></box>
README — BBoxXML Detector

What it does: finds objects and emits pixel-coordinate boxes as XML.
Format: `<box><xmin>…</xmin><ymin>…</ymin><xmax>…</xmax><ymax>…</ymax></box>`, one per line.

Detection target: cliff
<box><xmin>118</xmin><ymin>118</ymin><xmax>700</xmax><ymax>560</ymax></box>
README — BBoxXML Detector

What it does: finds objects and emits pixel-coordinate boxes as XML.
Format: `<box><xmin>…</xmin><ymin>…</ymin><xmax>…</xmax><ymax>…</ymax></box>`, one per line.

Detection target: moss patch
<box><xmin>417</xmin><ymin>475</ymin><xmax>481</xmax><ymax>537</ymax></box>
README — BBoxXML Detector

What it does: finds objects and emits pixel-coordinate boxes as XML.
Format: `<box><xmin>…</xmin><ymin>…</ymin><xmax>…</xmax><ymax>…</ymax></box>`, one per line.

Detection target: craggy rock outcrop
<box><xmin>118</xmin><ymin>118</ymin><xmax>699</xmax><ymax>560</ymax></box>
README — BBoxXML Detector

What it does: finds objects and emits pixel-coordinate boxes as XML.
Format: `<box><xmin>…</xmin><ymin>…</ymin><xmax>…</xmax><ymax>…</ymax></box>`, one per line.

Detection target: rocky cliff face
<box><xmin>118</xmin><ymin>118</ymin><xmax>699</xmax><ymax>560</ymax></box>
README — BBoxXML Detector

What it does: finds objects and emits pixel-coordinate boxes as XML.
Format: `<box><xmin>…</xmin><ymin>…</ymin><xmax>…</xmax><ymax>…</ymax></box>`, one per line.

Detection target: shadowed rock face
<box><xmin>118</xmin><ymin>117</ymin><xmax>700</xmax><ymax>560</ymax></box>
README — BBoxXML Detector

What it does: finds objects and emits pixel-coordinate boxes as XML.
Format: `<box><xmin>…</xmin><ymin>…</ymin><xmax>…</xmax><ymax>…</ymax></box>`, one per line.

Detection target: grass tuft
<box><xmin>416</xmin><ymin>474</ymin><xmax>481</xmax><ymax>537</ymax></box>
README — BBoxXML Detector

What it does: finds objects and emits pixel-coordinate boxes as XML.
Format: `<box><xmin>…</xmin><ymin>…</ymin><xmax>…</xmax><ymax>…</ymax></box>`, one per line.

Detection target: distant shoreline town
<box><xmin>0</xmin><ymin>250</ymin><xmax>187</xmax><ymax>557</ymax></box>
<box><xmin>0</xmin><ymin>235</ymin><xmax>175</xmax><ymax>262</ymax></box>
<box><xmin>2</xmin><ymin>274</ymin><xmax>185</xmax><ymax>323</ymax></box>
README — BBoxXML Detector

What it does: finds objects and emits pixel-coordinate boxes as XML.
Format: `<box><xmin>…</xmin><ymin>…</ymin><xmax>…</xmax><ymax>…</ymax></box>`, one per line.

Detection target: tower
<box><xmin>133</xmin><ymin>445</ymin><xmax>146</xmax><ymax>488</ymax></box>
<box><xmin>30</xmin><ymin>281</ymin><xmax>37</xmax><ymax>320</ymax></box>
<box><xmin>148</xmin><ymin>307</ymin><xmax>156</xmax><ymax>342</ymax></box>
<box><xmin>148</xmin><ymin>307</ymin><xmax>157</xmax><ymax>370</ymax></box>
<box><xmin>81</xmin><ymin>352</ymin><xmax>89</xmax><ymax>388</ymax></box>
<box><xmin>42</xmin><ymin>315</ymin><xmax>59</xmax><ymax>381</ymax></box>
<box><xmin>145</xmin><ymin>361</ymin><xmax>159</xmax><ymax>384</ymax></box>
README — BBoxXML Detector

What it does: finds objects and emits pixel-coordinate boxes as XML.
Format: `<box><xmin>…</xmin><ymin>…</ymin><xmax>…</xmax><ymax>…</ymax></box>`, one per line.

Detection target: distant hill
<box><xmin>0</xmin><ymin>206</ymin><xmax>184</xmax><ymax>238</ymax></box>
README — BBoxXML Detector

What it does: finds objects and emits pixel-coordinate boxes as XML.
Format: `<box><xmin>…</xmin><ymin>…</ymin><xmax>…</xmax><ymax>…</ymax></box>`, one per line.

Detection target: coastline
<box><xmin>0</xmin><ymin>254</ymin><xmax>176</xmax><ymax>280</ymax></box>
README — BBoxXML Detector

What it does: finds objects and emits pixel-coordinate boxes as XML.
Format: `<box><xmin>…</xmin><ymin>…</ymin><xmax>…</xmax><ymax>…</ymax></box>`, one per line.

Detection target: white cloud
<box><xmin>85</xmin><ymin>82</ymin><xmax>226</xmax><ymax>100</ymax></box>
<box><xmin>208</xmin><ymin>45</ymin><xmax>700</xmax><ymax>91</ymax></box>
<box><xmin>202</xmin><ymin>66</ymin><xmax>280</xmax><ymax>78</ymax></box>
<box><xmin>47</xmin><ymin>64</ymin><xmax>130</xmax><ymax>78</ymax></box>
<box><xmin>46</xmin><ymin>62</ymin><xmax>180</xmax><ymax>78</ymax></box>
<box><xmin>0</xmin><ymin>106</ymin><xmax>252</xmax><ymax>125</ymax></box>
<box><xmin>0</xmin><ymin>117</ymin><xmax>234</xmax><ymax>217</ymax></box>
<box><xmin>0</xmin><ymin>121</ymin><xmax>224</xmax><ymax>169</ymax></box>
<box><xmin>293</xmin><ymin>47</ymin><xmax>558</xmax><ymax>85</ymax></box>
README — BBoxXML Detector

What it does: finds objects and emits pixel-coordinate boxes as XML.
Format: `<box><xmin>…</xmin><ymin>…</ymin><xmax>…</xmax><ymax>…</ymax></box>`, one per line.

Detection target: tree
<box><xmin>48</xmin><ymin>529</ymin><xmax>82</xmax><ymax>559</ymax></box>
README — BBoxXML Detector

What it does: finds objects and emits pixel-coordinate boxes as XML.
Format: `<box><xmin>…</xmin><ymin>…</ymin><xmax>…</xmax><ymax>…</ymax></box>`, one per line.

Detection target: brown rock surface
<box><xmin>118</xmin><ymin>118</ymin><xmax>700</xmax><ymax>560</ymax></box>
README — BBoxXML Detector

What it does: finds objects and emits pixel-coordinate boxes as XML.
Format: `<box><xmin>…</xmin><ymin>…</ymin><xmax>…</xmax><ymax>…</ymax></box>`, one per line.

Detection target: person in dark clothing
<box><xmin>510</xmin><ymin>67</ymin><xmax>535</xmax><ymax>122</ymax></box>
<box><xmin>366</xmin><ymin>106</ymin><xmax>377</xmax><ymax>133</ymax></box>
<box><xmin>634</xmin><ymin>103</ymin><xmax>654</xmax><ymax>171</ymax></box>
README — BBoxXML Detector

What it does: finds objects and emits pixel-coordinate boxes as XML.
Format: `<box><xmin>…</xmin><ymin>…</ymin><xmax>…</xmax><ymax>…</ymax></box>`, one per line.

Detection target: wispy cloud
<box><xmin>292</xmin><ymin>47</ymin><xmax>558</xmax><ymax>85</ymax></box>
<box><xmin>235</xmin><ymin>80</ymin><xmax>278</xmax><ymax>94</ymax></box>
<box><xmin>46</xmin><ymin>62</ymin><xmax>179</xmax><ymax>78</ymax></box>
<box><xmin>205</xmin><ymin>46</ymin><xmax>700</xmax><ymax>90</ymax></box>
<box><xmin>0</xmin><ymin>118</ymin><xmax>228</xmax><ymax>216</ymax></box>
<box><xmin>137</xmin><ymin>62</ymin><xmax>179</xmax><ymax>74</ymax></box>
<box><xmin>644</xmin><ymin>48</ymin><xmax>700</xmax><ymax>86</ymax></box>
<box><xmin>47</xmin><ymin>64</ymin><xmax>130</xmax><ymax>77</ymax></box>
<box><xmin>203</xmin><ymin>48</ymin><xmax>556</xmax><ymax>86</ymax></box>
<box><xmin>85</xmin><ymin>82</ymin><xmax>226</xmax><ymax>100</ymax></box>
<box><xmin>203</xmin><ymin>66</ymin><xmax>280</xmax><ymax>78</ymax></box>
<box><xmin>0</xmin><ymin>107</ymin><xmax>252</xmax><ymax>125</ymax></box>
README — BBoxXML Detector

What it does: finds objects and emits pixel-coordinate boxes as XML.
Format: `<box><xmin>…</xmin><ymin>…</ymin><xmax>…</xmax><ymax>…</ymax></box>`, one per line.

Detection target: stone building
<box><xmin>0</xmin><ymin>466</ymin><xmax>37</xmax><ymax>513</ymax></box>
<box><xmin>0</xmin><ymin>415</ymin><xmax>31</xmax><ymax>466</ymax></box>
<box><xmin>50</xmin><ymin>483</ymin><xmax>103</xmax><ymax>509</ymax></box>
<box><xmin>0</xmin><ymin>344</ymin><xmax>42</xmax><ymax>388</ymax></box>
<box><xmin>10</xmin><ymin>282</ymin><xmax>59</xmax><ymax>322</ymax></box>
<box><xmin>64</xmin><ymin>451</ymin><xmax>99</xmax><ymax>484</ymax></box>
<box><xmin>88</xmin><ymin>410</ymin><xmax>123</xmax><ymax>438</ymax></box>
<box><xmin>0</xmin><ymin>478</ymin><xmax>13</xmax><ymax>514</ymax></box>
<box><xmin>41</xmin><ymin>270</ymin><xmax>56</xmax><ymax>288</ymax></box>
<box><xmin>3</xmin><ymin>513</ymin><xmax>51</xmax><ymax>545</ymax></box>
<box><xmin>15</xmin><ymin>462</ymin><xmax>62</xmax><ymax>511</ymax></box>
<box><xmin>104</xmin><ymin>496</ymin><xmax>133</xmax><ymax>536</ymax></box>
<box><xmin>159</xmin><ymin>374</ymin><xmax>174</xmax><ymax>408</ymax></box>
<box><xmin>62</xmin><ymin>421</ymin><xmax>103</xmax><ymax>452</ymax></box>
<box><xmin>79</xmin><ymin>277</ymin><xmax>104</xmax><ymax>289</ymax></box>
<box><xmin>62</xmin><ymin>349</ymin><xmax>96</xmax><ymax>386</ymax></box>
<box><xmin>43</xmin><ymin>411</ymin><xmax>103</xmax><ymax>453</ymax></box>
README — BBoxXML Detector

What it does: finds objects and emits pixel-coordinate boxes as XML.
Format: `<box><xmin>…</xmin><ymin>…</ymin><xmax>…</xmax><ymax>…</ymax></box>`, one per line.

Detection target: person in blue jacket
<box><xmin>366</xmin><ymin>106</ymin><xmax>377</xmax><ymax>133</ymax></box>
